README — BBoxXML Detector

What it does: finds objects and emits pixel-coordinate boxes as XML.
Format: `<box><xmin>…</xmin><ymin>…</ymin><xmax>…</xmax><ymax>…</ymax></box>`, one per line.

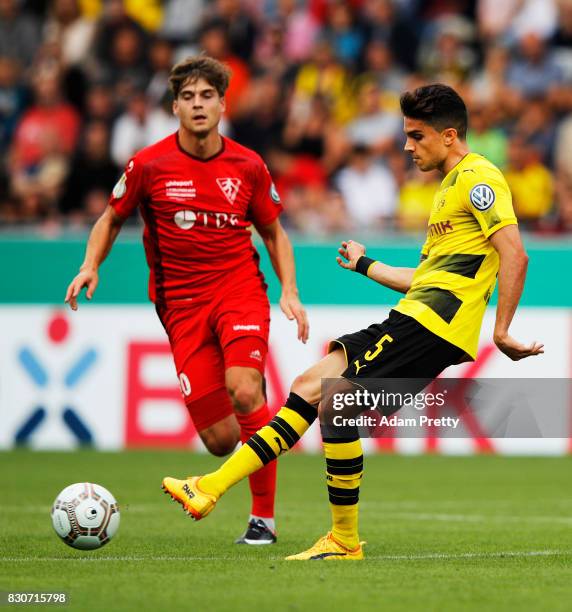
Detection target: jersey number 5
<box><xmin>364</xmin><ymin>334</ymin><xmax>394</xmax><ymax>361</ymax></box>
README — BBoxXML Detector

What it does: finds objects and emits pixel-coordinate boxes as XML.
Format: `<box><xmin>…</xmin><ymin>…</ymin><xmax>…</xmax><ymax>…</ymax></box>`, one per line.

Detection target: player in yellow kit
<box><xmin>162</xmin><ymin>84</ymin><xmax>544</xmax><ymax>559</ymax></box>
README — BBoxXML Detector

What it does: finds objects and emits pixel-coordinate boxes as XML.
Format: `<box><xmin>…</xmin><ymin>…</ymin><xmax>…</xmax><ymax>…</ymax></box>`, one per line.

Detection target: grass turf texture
<box><xmin>0</xmin><ymin>451</ymin><xmax>571</xmax><ymax>612</ymax></box>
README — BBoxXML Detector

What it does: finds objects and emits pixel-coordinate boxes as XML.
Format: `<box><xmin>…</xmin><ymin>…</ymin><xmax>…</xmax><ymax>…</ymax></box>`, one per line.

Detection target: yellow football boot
<box><xmin>285</xmin><ymin>532</ymin><xmax>365</xmax><ymax>560</ymax></box>
<box><xmin>161</xmin><ymin>476</ymin><xmax>217</xmax><ymax>520</ymax></box>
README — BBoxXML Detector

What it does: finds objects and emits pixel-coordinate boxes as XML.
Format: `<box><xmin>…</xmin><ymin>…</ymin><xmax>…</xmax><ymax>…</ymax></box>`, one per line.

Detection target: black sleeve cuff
<box><xmin>355</xmin><ymin>256</ymin><xmax>376</xmax><ymax>276</ymax></box>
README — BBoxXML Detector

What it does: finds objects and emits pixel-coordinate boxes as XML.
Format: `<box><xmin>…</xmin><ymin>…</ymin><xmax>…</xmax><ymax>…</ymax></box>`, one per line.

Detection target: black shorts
<box><xmin>330</xmin><ymin>310</ymin><xmax>464</xmax><ymax>380</ymax></box>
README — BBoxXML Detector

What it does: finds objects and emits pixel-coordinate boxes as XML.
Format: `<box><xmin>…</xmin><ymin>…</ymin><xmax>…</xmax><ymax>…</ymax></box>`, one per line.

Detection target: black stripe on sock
<box><xmin>269</xmin><ymin>416</ymin><xmax>299</xmax><ymax>448</ymax></box>
<box><xmin>246</xmin><ymin>434</ymin><xmax>275</xmax><ymax>465</ymax></box>
<box><xmin>322</xmin><ymin>435</ymin><xmax>360</xmax><ymax>444</ymax></box>
<box><xmin>285</xmin><ymin>392</ymin><xmax>317</xmax><ymax>426</ymax></box>
<box><xmin>327</xmin><ymin>485</ymin><xmax>360</xmax><ymax>505</ymax></box>
<box><xmin>326</xmin><ymin>456</ymin><xmax>363</xmax><ymax>475</ymax></box>
<box><xmin>327</xmin><ymin>485</ymin><xmax>360</xmax><ymax>498</ymax></box>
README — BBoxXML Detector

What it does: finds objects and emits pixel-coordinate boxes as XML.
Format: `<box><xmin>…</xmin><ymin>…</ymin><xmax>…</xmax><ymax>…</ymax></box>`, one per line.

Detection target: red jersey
<box><xmin>109</xmin><ymin>134</ymin><xmax>283</xmax><ymax>304</ymax></box>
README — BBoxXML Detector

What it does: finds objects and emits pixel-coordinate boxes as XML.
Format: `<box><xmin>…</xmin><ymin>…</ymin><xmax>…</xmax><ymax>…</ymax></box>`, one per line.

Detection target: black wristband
<box><xmin>355</xmin><ymin>256</ymin><xmax>376</xmax><ymax>276</ymax></box>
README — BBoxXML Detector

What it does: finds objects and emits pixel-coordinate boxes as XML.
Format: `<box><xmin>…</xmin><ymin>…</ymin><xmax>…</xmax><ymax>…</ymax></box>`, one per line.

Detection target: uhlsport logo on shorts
<box><xmin>470</xmin><ymin>184</ymin><xmax>495</xmax><ymax>211</ymax></box>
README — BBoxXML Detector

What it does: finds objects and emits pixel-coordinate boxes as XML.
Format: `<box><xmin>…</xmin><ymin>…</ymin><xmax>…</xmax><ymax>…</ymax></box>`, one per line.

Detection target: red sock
<box><xmin>235</xmin><ymin>403</ymin><xmax>277</xmax><ymax>519</ymax></box>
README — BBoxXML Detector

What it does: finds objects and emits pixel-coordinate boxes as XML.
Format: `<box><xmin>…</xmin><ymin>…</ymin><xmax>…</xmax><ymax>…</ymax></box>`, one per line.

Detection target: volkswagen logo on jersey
<box><xmin>470</xmin><ymin>184</ymin><xmax>496</xmax><ymax>211</ymax></box>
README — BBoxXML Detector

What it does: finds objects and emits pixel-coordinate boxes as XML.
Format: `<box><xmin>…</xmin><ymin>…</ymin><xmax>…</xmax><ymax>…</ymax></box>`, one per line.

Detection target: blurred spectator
<box><xmin>199</xmin><ymin>20</ymin><xmax>250</xmax><ymax>119</ymax></box>
<box><xmin>291</xmin><ymin>39</ymin><xmax>352</xmax><ymax>125</ymax></box>
<box><xmin>0</xmin><ymin>56</ymin><xmax>28</xmax><ymax>150</ymax></box>
<box><xmin>552</xmin><ymin>0</ymin><xmax>572</xmax><ymax>49</ymax></box>
<box><xmin>548</xmin><ymin>0</ymin><xmax>572</xmax><ymax>110</ymax></box>
<box><xmin>397</xmin><ymin>168</ymin><xmax>440</xmax><ymax>232</ymax></box>
<box><xmin>8</xmin><ymin>64</ymin><xmax>79</xmax><ymax>224</ymax></box>
<box><xmin>204</xmin><ymin>0</ymin><xmax>259</xmax><ymax>63</ymax></box>
<box><xmin>554</xmin><ymin>112</ymin><xmax>572</xmax><ymax>175</ymax></box>
<box><xmin>507</xmin><ymin>32</ymin><xmax>563</xmax><ymax>100</ymax></box>
<box><xmin>231</xmin><ymin>75</ymin><xmax>285</xmax><ymax>156</ymax></box>
<box><xmin>110</xmin><ymin>89</ymin><xmax>147</xmax><ymax>167</ymax></box>
<box><xmin>161</xmin><ymin>0</ymin><xmax>205</xmax><ymax>44</ymax></box>
<box><xmin>91</xmin><ymin>0</ymin><xmax>149</xmax><ymax>89</ymax></box>
<box><xmin>284</xmin><ymin>93</ymin><xmax>348</xmax><ymax>174</ymax></box>
<box><xmin>83</xmin><ymin>82</ymin><xmax>115</xmax><ymax>124</ymax></box>
<box><xmin>509</xmin><ymin>0</ymin><xmax>557</xmax><ymax>42</ymax></box>
<box><xmin>469</xmin><ymin>44</ymin><xmax>520</xmax><ymax>115</ymax></box>
<box><xmin>477</xmin><ymin>0</ymin><xmax>521</xmax><ymax>42</ymax></box>
<box><xmin>361</xmin><ymin>37</ymin><xmax>407</xmax><ymax>100</ymax></box>
<box><xmin>270</xmin><ymin>148</ymin><xmax>328</xmax><ymax>197</ymax></box>
<box><xmin>335</xmin><ymin>144</ymin><xmax>397</xmax><ymax>229</ymax></box>
<box><xmin>253</xmin><ymin>20</ymin><xmax>292</xmax><ymax>81</ymax></box>
<box><xmin>466</xmin><ymin>101</ymin><xmax>508</xmax><ymax>169</ymax></box>
<box><xmin>144</xmin><ymin>91</ymin><xmax>180</xmax><ymax>146</ymax></box>
<box><xmin>321</xmin><ymin>0</ymin><xmax>365</xmax><ymax>69</ymax></box>
<box><xmin>43</xmin><ymin>0</ymin><xmax>96</xmax><ymax>68</ymax></box>
<box><xmin>0</xmin><ymin>0</ymin><xmax>41</xmax><ymax>68</ymax></box>
<box><xmin>553</xmin><ymin>168</ymin><xmax>572</xmax><ymax>232</ymax></box>
<box><xmin>123</xmin><ymin>0</ymin><xmax>163</xmax><ymax>32</ymax></box>
<box><xmin>478</xmin><ymin>0</ymin><xmax>557</xmax><ymax>42</ymax></box>
<box><xmin>512</xmin><ymin>98</ymin><xmax>556</xmax><ymax>167</ymax></box>
<box><xmin>275</xmin><ymin>0</ymin><xmax>320</xmax><ymax>64</ymax></box>
<box><xmin>504</xmin><ymin>136</ymin><xmax>553</xmax><ymax>224</ymax></box>
<box><xmin>344</xmin><ymin>79</ymin><xmax>402</xmax><ymax>155</ymax></box>
<box><xmin>102</xmin><ymin>23</ymin><xmax>150</xmax><ymax>102</ymax></box>
<box><xmin>419</xmin><ymin>0</ymin><xmax>476</xmax><ymax>21</ymax></box>
<box><xmin>10</xmin><ymin>64</ymin><xmax>80</xmax><ymax>172</ymax></box>
<box><xmin>59</xmin><ymin>120</ymin><xmax>119</xmax><ymax>220</ymax></box>
<box><xmin>418</xmin><ymin>15</ymin><xmax>477</xmax><ymax>83</ymax></box>
<box><xmin>146</xmin><ymin>38</ymin><xmax>175</xmax><ymax>106</ymax></box>
<box><xmin>269</xmin><ymin>146</ymin><xmax>348</xmax><ymax>235</ymax></box>
<box><xmin>361</xmin><ymin>0</ymin><xmax>420</xmax><ymax>72</ymax></box>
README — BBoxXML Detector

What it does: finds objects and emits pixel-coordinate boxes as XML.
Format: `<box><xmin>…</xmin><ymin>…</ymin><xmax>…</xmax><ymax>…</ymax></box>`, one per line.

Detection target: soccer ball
<box><xmin>51</xmin><ymin>483</ymin><xmax>120</xmax><ymax>550</ymax></box>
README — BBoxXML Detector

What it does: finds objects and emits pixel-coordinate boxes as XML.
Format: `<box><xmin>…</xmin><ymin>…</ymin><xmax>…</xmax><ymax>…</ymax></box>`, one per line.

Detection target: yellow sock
<box><xmin>200</xmin><ymin>393</ymin><xmax>317</xmax><ymax>498</ymax></box>
<box><xmin>323</xmin><ymin>438</ymin><xmax>363</xmax><ymax>550</ymax></box>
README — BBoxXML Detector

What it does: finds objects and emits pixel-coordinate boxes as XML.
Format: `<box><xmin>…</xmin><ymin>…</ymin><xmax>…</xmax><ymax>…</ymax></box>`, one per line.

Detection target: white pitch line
<box><xmin>3</xmin><ymin>506</ymin><xmax>572</xmax><ymax>525</ymax></box>
<box><xmin>378</xmin><ymin>512</ymin><xmax>572</xmax><ymax>524</ymax></box>
<box><xmin>0</xmin><ymin>550</ymin><xmax>570</xmax><ymax>563</ymax></box>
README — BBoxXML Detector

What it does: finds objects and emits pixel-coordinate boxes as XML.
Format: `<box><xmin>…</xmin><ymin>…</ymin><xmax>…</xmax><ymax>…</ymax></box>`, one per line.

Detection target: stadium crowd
<box><xmin>1</xmin><ymin>0</ymin><xmax>572</xmax><ymax>235</ymax></box>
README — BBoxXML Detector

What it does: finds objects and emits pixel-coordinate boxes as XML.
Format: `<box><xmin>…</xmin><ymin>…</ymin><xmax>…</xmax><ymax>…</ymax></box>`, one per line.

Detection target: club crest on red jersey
<box><xmin>216</xmin><ymin>178</ymin><xmax>241</xmax><ymax>204</ymax></box>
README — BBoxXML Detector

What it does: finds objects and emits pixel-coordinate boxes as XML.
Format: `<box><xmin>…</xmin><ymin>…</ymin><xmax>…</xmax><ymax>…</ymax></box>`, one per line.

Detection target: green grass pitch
<box><xmin>1</xmin><ymin>451</ymin><xmax>571</xmax><ymax>611</ymax></box>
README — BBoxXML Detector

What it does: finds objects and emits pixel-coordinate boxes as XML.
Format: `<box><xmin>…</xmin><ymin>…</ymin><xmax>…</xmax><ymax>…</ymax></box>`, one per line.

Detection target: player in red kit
<box><xmin>64</xmin><ymin>56</ymin><xmax>309</xmax><ymax>545</ymax></box>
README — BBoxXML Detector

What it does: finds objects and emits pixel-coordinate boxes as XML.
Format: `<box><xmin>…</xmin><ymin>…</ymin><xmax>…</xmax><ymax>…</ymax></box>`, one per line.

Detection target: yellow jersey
<box><xmin>393</xmin><ymin>153</ymin><xmax>517</xmax><ymax>359</ymax></box>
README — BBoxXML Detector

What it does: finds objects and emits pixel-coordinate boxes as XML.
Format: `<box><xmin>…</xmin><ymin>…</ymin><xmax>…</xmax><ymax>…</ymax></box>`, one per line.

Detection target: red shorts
<box><xmin>156</xmin><ymin>275</ymin><xmax>270</xmax><ymax>431</ymax></box>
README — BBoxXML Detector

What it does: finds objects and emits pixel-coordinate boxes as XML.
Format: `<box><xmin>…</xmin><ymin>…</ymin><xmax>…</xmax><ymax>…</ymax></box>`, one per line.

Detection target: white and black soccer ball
<box><xmin>51</xmin><ymin>483</ymin><xmax>120</xmax><ymax>550</ymax></box>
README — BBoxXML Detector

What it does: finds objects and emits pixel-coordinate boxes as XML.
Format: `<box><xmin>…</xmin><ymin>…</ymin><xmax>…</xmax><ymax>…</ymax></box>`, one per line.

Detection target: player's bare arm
<box><xmin>256</xmin><ymin>218</ymin><xmax>309</xmax><ymax>343</ymax></box>
<box><xmin>64</xmin><ymin>206</ymin><xmax>125</xmax><ymax>311</ymax></box>
<box><xmin>337</xmin><ymin>239</ymin><xmax>416</xmax><ymax>293</ymax></box>
<box><xmin>489</xmin><ymin>225</ymin><xmax>544</xmax><ymax>360</ymax></box>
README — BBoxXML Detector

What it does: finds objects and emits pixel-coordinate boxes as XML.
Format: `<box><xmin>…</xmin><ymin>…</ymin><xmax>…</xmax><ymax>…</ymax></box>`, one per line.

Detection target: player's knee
<box><xmin>291</xmin><ymin>371</ymin><xmax>320</xmax><ymax>405</ymax></box>
<box><xmin>201</xmin><ymin>431</ymin><xmax>238</xmax><ymax>457</ymax></box>
<box><xmin>226</xmin><ymin>379</ymin><xmax>262</xmax><ymax>413</ymax></box>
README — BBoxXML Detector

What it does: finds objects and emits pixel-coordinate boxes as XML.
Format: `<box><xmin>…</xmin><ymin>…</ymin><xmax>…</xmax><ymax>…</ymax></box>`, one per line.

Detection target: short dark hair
<box><xmin>400</xmin><ymin>84</ymin><xmax>468</xmax><ymax>139</ymax></box>
<box><xmin>168</xmin><ymin>56</ymin><xmax>231</xmax><ymax>99</ymax></box>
